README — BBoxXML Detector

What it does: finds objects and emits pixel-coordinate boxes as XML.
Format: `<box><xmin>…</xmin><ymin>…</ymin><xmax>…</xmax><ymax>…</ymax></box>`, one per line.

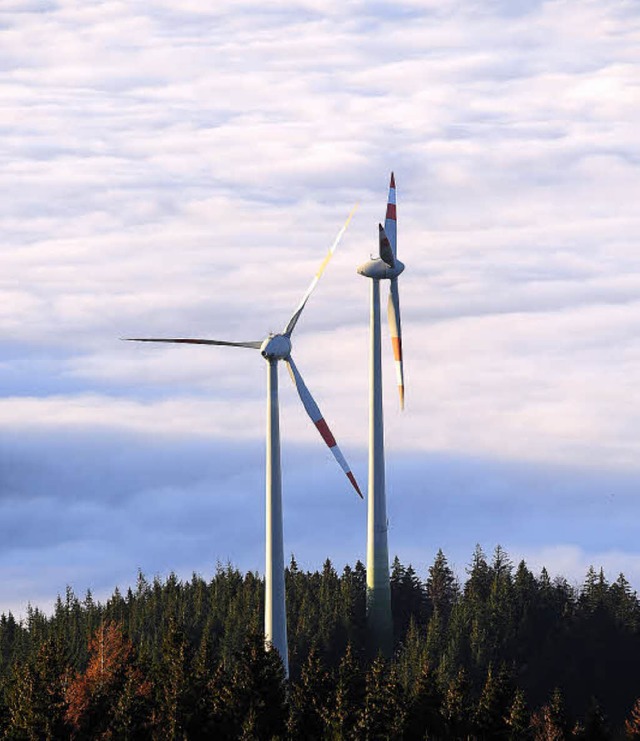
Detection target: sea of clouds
<box><xmin>1</xmin><ymin>0</ymin><xmax>639</xmax><ymax>614</ymax></box>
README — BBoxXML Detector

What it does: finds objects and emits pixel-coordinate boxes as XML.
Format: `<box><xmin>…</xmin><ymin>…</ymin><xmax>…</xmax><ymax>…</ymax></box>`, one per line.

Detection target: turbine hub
<box><xmin>261</xmin><ymin>334</ymin><xmax>292</xmax><ymax>360</ymax></box>
<box><xmin>357</xmin><ymin>258</ymin><xmax>405</xmax><ymax>280</ymax></box>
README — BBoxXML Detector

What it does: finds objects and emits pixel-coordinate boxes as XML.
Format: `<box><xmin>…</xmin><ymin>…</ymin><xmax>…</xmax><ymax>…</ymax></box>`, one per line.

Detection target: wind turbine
<box><xmin>126</xmin><ymin>208</ymin><xmax>362</xmax><ymax>678</ymax></box>
<box><xmin>357</xmin><ymin>173</ymin><xmax>405</xmax><ymax>657</ymax></box>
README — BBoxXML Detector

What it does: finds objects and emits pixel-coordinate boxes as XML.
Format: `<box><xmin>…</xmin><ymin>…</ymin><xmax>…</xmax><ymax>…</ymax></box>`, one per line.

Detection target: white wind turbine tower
<box><xmin>357</xmin><ymin>173</ymin><xmax>405</xmax><ymax>657</ymax></box>
<box><xmin>126</xmin><ymin>208</ymin><xmax>362</xmax><ymax>678</ymax></box>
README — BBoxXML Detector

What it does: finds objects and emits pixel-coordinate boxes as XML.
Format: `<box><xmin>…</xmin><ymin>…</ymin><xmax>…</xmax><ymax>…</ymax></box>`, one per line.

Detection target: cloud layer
<box><xmin>2</xmin><ymin>0</ymin><xmax>640</xmax><ymax>612</ymax></box>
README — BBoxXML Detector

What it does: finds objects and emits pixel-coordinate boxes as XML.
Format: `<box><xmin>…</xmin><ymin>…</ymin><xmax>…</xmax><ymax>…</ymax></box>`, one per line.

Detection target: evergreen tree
<box><xmin>288</xmin><ymin>647</ymin><xmax>331</xmax><ymax>740</ymax></box>
<box><xmin>441</xmin><ymin>667</ymin><xmax>471</xmax><ymax>739</ymax></box>
<box><xmin>226</xmin><ymin>632</ymin><xmax>287</xmax><ymax>740</ymax></box>
<box><xmin>608</xmin><ymin>573</ymin><xmax>638</xmax><ymax>630</ymax></box>
<box><xmin>426</xmin><ymin>549</ymin><xmax>457</xmax><ymax>620</ymax></box>
<box><xmin>505</xmin><ymin>687</ymin><xmax>530</xmax><ymax>740</ymax></box>
<box><xmin>151</xmin><ymin>616</ymin><xmax>188</xmax><ymax>739</ymax></box>
<box><xmin>355</xmin><ymin>657</ymin><xmax>405</xmax><ymax>740</ymax></box>
<box><xmin>466</xmin><ymin>545</ymin><xmax>492</xmax><ymax>603</ymax></box>
<box><xmin>473</xmin><ymin>663</ymin><xmax>511</xmax><ymax>739</ymax></box>
<box><xmin>404</xmin><ymin>658</ymin><xmax>443</xmax><ymax>740</ymax></box>
<box><xmin>183</xmin><ymin>629</ymin><xmax>215</xmax><ymax>737</ymax></box>
<box><xmin>3</xmin><ymin>635</ymin><xmax>72</xmax><ymax>740</ymax></box>
<box><xmin>324</xmin><ymin>643</ymin><xmax>364</xmax><ymax>741</ymax></box>
<box><xmin>579</xmin><ymin>697</ymin><xmax>610</xmax><ymax>741</ymax></box>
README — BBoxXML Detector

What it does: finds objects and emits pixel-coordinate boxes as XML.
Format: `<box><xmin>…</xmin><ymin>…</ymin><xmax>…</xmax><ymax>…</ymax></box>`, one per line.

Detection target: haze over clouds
<box><xmin>1</xmin><ymin>0</ymin><xmax>639</xmax><ymax>614</ymax></box>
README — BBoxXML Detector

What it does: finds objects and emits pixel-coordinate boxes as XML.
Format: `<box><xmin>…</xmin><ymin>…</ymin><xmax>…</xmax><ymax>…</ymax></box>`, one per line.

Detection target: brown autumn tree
<box><xmin>530</xmin><ymin>688</ymin><xmax>569</xmax><ymax>741</ymax></box>
<box><xmin>625</xmin><ymin>698</ymin><xmax>640</xmax><ymax>740</ymax></box>
<box><xmin>65</xmin><ymin>621</ymin><xmax>151</xmax><ymax>739</ymax></box>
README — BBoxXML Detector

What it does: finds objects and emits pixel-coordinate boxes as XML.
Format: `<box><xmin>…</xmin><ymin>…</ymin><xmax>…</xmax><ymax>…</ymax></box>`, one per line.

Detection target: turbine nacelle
<box><xmin>260</xmin><ymin>334</ymin><xmax>292</xmax><ymax>360</ymax></box>
<box><xmin>356</xmin><ymin>257</ymin><xmax>405</xmax><ymax>280</ymax></box>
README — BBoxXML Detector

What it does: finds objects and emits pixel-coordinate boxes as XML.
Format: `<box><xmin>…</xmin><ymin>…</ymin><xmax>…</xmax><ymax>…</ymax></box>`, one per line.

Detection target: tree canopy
<box><xmin>1</xmin><ymin>546</ymin><xmax>640</xmax><ymax>739</ymax></box>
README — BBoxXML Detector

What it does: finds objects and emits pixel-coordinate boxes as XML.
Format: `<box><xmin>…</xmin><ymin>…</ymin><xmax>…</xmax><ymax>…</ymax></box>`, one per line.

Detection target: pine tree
<box><xmin>581</xmin><ymin>567</ymin><xmax>605</xmax><ymax>613</ymax></box>
<box><xmin>608</xmin><ymin>573</ymin><xmax>638</xmax><ymax>630</ymax></box>
<box><xmin>3</xmin><ymin>636</ymin><xmax>72</xmax><ymax>740</ymax></box>
<box><xmin>184</xmin><ymin>629</ymin><xmax>214</xmax><ymax>736</ymax></box>
<box><xmin>354</xmin><ymin>656</ymin><xmax>405</xmax><ymax>740</ymax></box>
<box><xmin>488</xmin><ymin>546</ymin><xmax>515</xmax><ymax>661</ymax></box>
<box><xmin>425</xmin><ymin>607</ymin><xmax>444</xmax><ymax>668</ymax></box>
<box><xmin>442</xmin><ymin>667</ymin><xmax>471</xmax><ymax>739</ymax></box>
<box><xmin>151</xmin><ymin>616</ymin><xmax>188</xmax><ymax>739</ymax></box>
<box><xmin>505</xmin><ymin>687</ymin><xmax>530</xmax><ymax>740</ymax></box>
<box><xmin>473</xmin><ymin>663</ymin><xmax>511</xmax><ymax>739</ymax></box>
<box><xmin>205</xmin><ymin>660</ymin><xmax>237</xmax><ymax>739</ymax></box>
<box><xmin>339</xmin><ymin>563</ymin><xmax>366</xmax><ymax>652</ymax></box>
<box><xmin>5</xmin><ymin>659</ymin><xmax>39</xmax><ymax>740</ymax></box>
<box><xmin>226</xmin><ymin>632</ymin><xmax>287</xmax><ymax>740</ymax></box>
<box><xmin>288</xmin><ymin>647</ymin><xmax>331</xmax><ymax>740</ymax></box>
<box><xmin>579</xmin><ymin>697</ymin><xmax>610</xmax><ymax>740</ymax></box>
<box><xmin>427</xmin><ymin>549</ymin><xmax>457</xmax><ymax>620</ymax></box>
<box><xmin>404</xmin><ymin>658</ymin><xmax>443</xmax><ymax>740</ymax></box>
<box><xmin>324</xmin><ymin>642</ymin><xmax>364</xmax><ymax>740</ymax></box>
<box><xmin>466</xmin><ymin>544</ymin><xmax>492</xmax><ymax>603</ymax></box>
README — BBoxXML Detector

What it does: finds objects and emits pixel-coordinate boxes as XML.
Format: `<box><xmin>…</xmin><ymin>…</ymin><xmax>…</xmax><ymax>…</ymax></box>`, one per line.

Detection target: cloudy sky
<box><xmin>2</xmin><ymin>0</ymin><xmax>640</xmax><ymax>615</ymax></box>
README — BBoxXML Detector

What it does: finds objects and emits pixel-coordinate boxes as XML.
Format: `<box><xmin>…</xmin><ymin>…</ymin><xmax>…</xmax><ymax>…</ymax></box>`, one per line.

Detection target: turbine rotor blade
<box><xmin>283</xmin><ymin>203</ymin><xmax>359</xmax><ymax>337</ymax></box>
<box><xmin>123</xmin><ymin>338</ymin><xmax>262</xmax><ymax>349</ymax></box>
<box><xmin>384</xmin><ymin>171</ymin><xmax>397</xmax><ymax>258</ymax></box>
<box><xmin>285</xmin><ymin>356</ymin><xmax>362</xmax><ymax>498</ymax></box>
<box><xmin>388</xmin><ymin>278</ymin><xmax>405</xmax><ymax>409</ymax></box>
<box><xmin>378</xmin><ymin>223</ymin><xmax>395</xmax><ymax>268</ymax></box>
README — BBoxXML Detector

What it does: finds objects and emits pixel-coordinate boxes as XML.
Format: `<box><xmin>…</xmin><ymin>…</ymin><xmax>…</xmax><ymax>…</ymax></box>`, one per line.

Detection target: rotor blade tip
<box><xmin>390</xmin><ymin>172</ymin><xmax>395</xmax><ymax>188</ymax></box>
<box><xmin>347</xmin><ymin>472</ymin><xmax>363</xmax><ymax>498</ymax></box>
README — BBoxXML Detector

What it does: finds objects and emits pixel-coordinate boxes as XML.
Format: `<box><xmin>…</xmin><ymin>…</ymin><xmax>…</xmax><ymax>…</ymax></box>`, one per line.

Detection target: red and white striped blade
<box><xmin>384</xmin><ymin>172</ymin><xmax>397</xmax><ymax>258</ymax></box>
<box><xmin>388</xmin><ymin>278</ymin><xmax>404</xmax><ymax>410</ymax></box>
<box><xmin>285</xmin><ymin>356</ymin><xmax>362</xmax><ymax>498</ymax></box>
<box><xmin>283</xmin><ymin>203</ymin><xmax>358</xmax><ymax>337</ymax></box>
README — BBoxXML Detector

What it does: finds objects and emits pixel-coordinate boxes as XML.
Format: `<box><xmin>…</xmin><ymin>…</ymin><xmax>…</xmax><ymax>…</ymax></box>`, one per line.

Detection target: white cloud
<box><xmin>2</xmin><ymin>0</ymin><xmax>640</xmax><ymax>610</ymax></box>
<box><xmin>519</xmin><ymin>545</ymin><xmax>640</xmax><ymax>590</ymax></box>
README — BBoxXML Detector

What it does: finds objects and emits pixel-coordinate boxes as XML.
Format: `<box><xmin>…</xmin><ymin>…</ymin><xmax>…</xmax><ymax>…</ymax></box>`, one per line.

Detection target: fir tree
<box><xmin>441</xmin><ymin>667</ymin><xmax>471</xmax><ymax>739</ymax></box>
<box><xmin>579</xmin><ymin>697</ymin><xmax>610</xmax><ymax>741</ymax></box>
<box><xmin>226</xmin><ymin>632</ymin><xmax>287</xmax><ymax>740</ymax></box>
<box><xmin>3</xmin><ymin>635</ymin><xmax>72</xmax><ymax>739</ymax></box>
<box><xmin>404</xmin><ymin>658</ymin><xmax>443</xmax><ymax>740</ymax></box>
<box><xmin>287</xmin><ymin>647</ymin><xmax>331</xmax><ymax>740</ymax></box>
<box><xmin>505</xmin><ymin>687</ymin><xmax>530</xmax><ymax>740</ymax></box>
<box><xmin>473</xmin><ymin>663</ymin><xmax>511</xmax><ymax>739</ymax></box>
<box><xmin>355</xmin><ymin>657</ymin><xmax>405</xmax><ymax>740</ymax></box>
<box><xmin>427</xmin><ymin>549</ymin><xmax>457</xmax><ymax>620</ymax></box>
<box><xmin>151</xmin><ymin>616</ymin><xmax>188</xmax><ymax>739</ymax></box>
<box><xmin>324</xmin><ymin>643</ymin><xmax>364</xmax><ymax>741</ymax></box>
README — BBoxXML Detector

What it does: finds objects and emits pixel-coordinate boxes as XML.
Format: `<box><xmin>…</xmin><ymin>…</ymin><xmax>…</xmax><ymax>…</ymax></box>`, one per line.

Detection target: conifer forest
<box><xmin>2</xmin><ymin>545</ymin><xmax>640</xmax><ymax>739</ymax></box>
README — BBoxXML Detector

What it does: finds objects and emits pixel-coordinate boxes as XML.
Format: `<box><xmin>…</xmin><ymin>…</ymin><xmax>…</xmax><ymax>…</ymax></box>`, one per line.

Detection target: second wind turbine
<box><xmin>126</xmin><ymin>207</ymin><xmax>362</xmax><ymax>678</ymax></box>
<box><xmin>357</xmin><ymin>173</ymin><xmax>405</xmax><ymax>657</ymax></box>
